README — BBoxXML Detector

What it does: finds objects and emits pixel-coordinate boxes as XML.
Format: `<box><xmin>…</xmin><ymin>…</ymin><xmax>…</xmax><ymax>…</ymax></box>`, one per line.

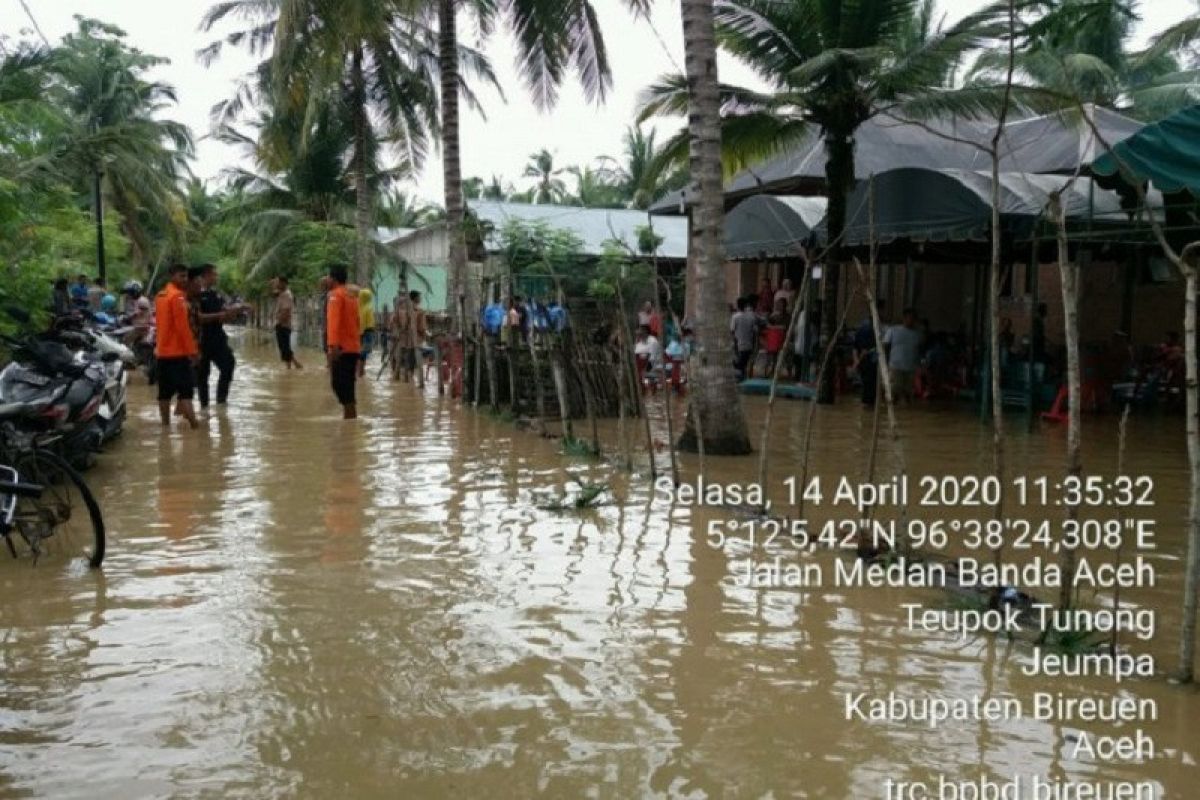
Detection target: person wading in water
<box><xmin>271</xmin><ymin>276</ymin><xmax>303</xmax><ymax>369</ymax></box>
<box><xmin>154</xmin><ymin>264</ymin><xmax>199</xmax><ymax>429</ymax></box>
<box><xmin>325</xmin><ymin>264</ymin><xmax>361</xmax><ymax>419</ymax></box>
<box><xmin>392</xmin><ymin>290</ymin><xmax>428</xmax><ymax>387</ymax></box>
<box><xmin>196</xmin><ymin>263</ymin><xmax>245</xmax><ymax>408</ymax></box>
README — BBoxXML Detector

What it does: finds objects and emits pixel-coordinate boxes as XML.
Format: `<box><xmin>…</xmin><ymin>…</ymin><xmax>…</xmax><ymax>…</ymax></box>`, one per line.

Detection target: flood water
<box><xmin>2</xmin><ymin>334</ymin><xmax>1198</xmax><ymax>798</ymax></box>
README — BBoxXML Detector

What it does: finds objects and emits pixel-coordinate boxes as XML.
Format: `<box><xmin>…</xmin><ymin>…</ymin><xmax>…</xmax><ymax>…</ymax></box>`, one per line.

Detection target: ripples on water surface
<box><xmin>1</xmin><ymin>337</ymin><xmax>1197</xmax><ymax>798</ymax></box>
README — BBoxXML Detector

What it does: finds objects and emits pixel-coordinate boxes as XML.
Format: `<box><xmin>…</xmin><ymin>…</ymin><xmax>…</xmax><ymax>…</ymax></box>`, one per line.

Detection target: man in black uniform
<box><xmin>196</xmin><ymin>263</ymin><xmax>244</xmax><ymax>408</ymax></box>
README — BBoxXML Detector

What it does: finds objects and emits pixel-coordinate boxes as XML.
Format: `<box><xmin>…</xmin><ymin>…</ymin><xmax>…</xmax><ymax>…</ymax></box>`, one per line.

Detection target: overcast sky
<box><xmin>5</xmin><ymin>0</ymin><xmax>1195</xmax><ymax>204</ymax></box>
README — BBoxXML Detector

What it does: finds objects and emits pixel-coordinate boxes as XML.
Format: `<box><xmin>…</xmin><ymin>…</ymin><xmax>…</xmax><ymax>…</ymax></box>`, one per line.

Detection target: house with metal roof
<box><xmin>376</xmin><ymin>200</ymin><xmax>689</xmax><ymax>314</ymax></box>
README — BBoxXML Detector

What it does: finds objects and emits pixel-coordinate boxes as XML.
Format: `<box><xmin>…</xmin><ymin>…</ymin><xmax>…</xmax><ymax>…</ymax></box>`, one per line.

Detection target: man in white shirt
<box><xmin>883</xmin><ymin>307</ymin><xmax>922</xmax><ymax>401</ymax></box>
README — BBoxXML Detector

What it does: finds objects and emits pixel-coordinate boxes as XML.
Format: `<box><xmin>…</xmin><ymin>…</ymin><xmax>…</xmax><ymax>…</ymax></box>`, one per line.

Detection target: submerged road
<box><xmin>1</xmin><ymin>333</ymin><xmax>1197</xmax><ymax>798</ymax></box>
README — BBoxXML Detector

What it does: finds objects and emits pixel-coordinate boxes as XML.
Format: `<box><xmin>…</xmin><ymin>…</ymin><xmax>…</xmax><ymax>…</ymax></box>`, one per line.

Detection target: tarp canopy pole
<box><xmin>1028</xmin><ymin>231</ymin><xmax>1040</xmax><ymax>429</ymax></box>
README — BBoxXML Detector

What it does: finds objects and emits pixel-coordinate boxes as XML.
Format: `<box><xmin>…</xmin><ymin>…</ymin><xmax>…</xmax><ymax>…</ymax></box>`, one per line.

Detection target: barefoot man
<box><xmin>325</xmin><ymin>264</ymin><xmax>361</xmax><ymax>419</ymax></box>
<box><xmin>155</xmin><ymin>263</ymin><xmax>199</xmax><ymax>429</ymax></box>
<box><xmin>271</xmin><ymin>276</ymin><xmax>303</xmax><ymax>369</ymax></box>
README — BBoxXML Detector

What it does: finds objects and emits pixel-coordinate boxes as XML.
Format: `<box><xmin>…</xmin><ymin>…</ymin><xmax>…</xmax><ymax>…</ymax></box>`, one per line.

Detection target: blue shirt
<box><xmin>482</xmin><ymin>303</ymin><xmax>506</xmax><ymax>334</ymax></box>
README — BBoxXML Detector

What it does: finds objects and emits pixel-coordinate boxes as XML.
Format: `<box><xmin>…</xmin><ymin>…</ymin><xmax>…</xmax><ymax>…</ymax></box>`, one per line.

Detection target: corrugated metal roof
<box><xmin>470</xmin><ymin>201</ymin><xmax>689</xmax><ymax>259</ymax></box>
<box><xmin>373</xmin><ymin>227</ymin><xmax>417</xmax><ymax>243</ymax></box>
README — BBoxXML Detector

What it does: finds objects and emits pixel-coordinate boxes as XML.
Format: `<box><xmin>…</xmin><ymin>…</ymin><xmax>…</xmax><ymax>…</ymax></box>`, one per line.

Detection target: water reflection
<box><xmin>0</xmin><ymin>337</ymin><xmax>1196</xmax><ymax>797</ymax></box>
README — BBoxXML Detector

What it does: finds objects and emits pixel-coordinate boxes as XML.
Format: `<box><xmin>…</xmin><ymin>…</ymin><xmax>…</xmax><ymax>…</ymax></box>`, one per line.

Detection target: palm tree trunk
<box><xmin>440</xmin><ymin>0</ymin><xmax>468</xmax><ymax>336</ymax></box>
<box><xmin>351</xmin><ymin>44</ymin><xmax>372</xmax><ymax>287</ymax></box>
<box><xmin>817</xmin><ymin>132</ymin><xmax>854</xmax><ymax>404</ymax></box>
<box><xmin>676</xmin><ymin>0</ymin><xmax>751</xmax><ymax>455</ymax></box>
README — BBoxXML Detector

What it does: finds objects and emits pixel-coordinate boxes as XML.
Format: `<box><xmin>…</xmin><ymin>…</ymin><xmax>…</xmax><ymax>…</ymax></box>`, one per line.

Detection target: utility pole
<box><xmin>93</xmin><ymin>170</ymin><xmax>106</xmax><ymax>283</ymax></box>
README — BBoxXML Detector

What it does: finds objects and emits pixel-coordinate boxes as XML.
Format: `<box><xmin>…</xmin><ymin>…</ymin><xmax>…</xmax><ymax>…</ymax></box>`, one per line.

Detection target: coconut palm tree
<box><xmin>970</xmin><ymin>0</ymin><xmax>1200</xmax><ymax>120</ymax></box>
<box><xmin>213</xmin><ymin>106</ymin><xmax>416</xmax><ymax>287</ymax></box>
<box><xmin>522</xmin><ymin>148</ymin><xmax>569</xmax><ymax>204</ymax></box>
<box><xmin>617</xmin><ymin>124</ymin><xmax>689</xmax><ymax>209</ymax></box>
<box><xmin>37</xmin><ymin>18</ymin><xmax>193</xmax><ymax>279</ymax></box>
<box><xmin>377</xmin><ymin>189</ymin><xmax>443</xmax><ymax>226</ymax></box>
<box><xmin>1138</xmin><ymin>3</ymin><xmax>1200</xmax><ymax>68</ymax></box>
<box><xmin>642</xmin><ymin>0</ymin><xmax>1011</xmax><ymax>402</ymax></box>
<box><xmin>674</xmin><ymin>0</ymin><xmax>752</xmax><ymax>453</ymax></box>
<box><xmin>566</xmin><ymin>162</ymin><xmax>625</xmax><ymax>207</ymax></box>
<box><xmin>434</xmin><ymin>0</ymin><xmax>649</xmax><ymax>332</ymax></box>
<box><xmin>0</xmin><ymin>43</ymin><xmax>49</xmax><ymax>110</ymax></box>
<box><xmin>201</xmin><ymin>0</ymin><xmax>499</xmax><ymax>287</ymax></box>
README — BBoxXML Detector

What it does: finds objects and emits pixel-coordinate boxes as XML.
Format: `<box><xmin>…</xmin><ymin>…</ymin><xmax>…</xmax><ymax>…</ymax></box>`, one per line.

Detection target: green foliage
<box><xmin>561</xmin><ymin>436</ymin><xmax>601</xmax><ymax>459</ymax></box>
<box><xmin>0</xmin><ymin>173</ymin><xmax>132</xmax><ymax>320</ymax></box>
<box><xmin>537</xmin><ymin>475</ymin><xmax>610</xmax><ymax>511</ymax></box>
<box><xmin>638</xmin><ymin>0</ymin><xmax>1018</xmax><ymax>186</ymax></box>
<box><xmin>635</xmin><ymin>224</ymin><xmax>664</xmax><ymax>257</ymax></box>
<box><xmin>587</xmin><ymin>241</ymin><xmax>654</xmax><ymax>302</ymax></box>
<box><xmin>969</xmin><ymin>0</ymin><xmax>1200</xmax><ymax>121</ymax></box>
<box><xmin>498</xmin><ymin>218</ymin><xmax>586</xmax><ymax>298</ymax></box>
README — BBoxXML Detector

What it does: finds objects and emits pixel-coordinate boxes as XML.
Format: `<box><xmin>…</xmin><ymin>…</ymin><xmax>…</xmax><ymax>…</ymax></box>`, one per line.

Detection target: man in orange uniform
<box><xmin>325</xmin><ymin>264</ymin><xmax>361</xmax><ymax>419</ymax></box>
<box><xmin>155</xmin><ymin>263</ymin><xmax>199</xmax><ymax>429</ymax></box>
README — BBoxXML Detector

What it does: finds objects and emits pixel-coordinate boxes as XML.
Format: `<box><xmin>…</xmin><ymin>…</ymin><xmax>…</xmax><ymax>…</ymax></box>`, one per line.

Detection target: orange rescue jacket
<box><xmin>326</xmin><ymin>285</ymin><xmax>361</xmax><ymax>354</ymax></box>
<box><xmin>155</xmin><ymin>283</ymin><xmax>198</xmax><ymax>359</ymax></box>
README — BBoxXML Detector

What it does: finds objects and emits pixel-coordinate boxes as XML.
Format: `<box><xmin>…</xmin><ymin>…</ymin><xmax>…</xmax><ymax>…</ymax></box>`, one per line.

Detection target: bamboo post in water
<box><xmin>482</xmin><ymin>279</ymin><xmax>500</xmax><ymax>410</ymax></box>
<box><xmin>654</xmin><ymin>275</ymin><xmax>679</xmax><ymax>486</ymax></box>
<box><xmin>1050</xmin><ymin>191</ymin><xmax>1082</xmax><ymax>611</ymax></box>
<box><xmin>548</xmin><ymin>280</ymin><xmax>574</xmax><ymax>443</ymax></box>
<box><xmin>471</xmin><ymin>282</ymin><xmax>483</xmax><ymax>405</ymax></box>
<box><xmin>658</xmin><ymin>279</ymin><xmax>703</xmax><ymax>473</ymax></box>
<box><xmin>1109</xmin><ymin>403</ymin><xmax>1132</xmax><ymax>657</ymax></box>
<box><xmin>988</xmin><ymin>0</ymin><xmax>1017</xmax><ymax>564</ymax></box>
<box><xmin>525</xmin><ymin>321</ymin><xmax>548</xmax><ymax>435</ymax></box>
<box><xmin>796</xmin><ymin>288</ymin><xmax>856</xmax><ymax>520</ymax></box>
<box><xmin>612</xmin><ymin>312</ymin><xmax>634</xmax><ymax>472</ymax></box>
<box><xmin>577</xmin><ymin>341</ymin><xmax>602</xmax><ymax>456</ymax></box>
<box><xmin>852</xmin><ymin>255</ymin><xmax>909</xmax><ymax>552</ymax></box>
<box><xmin>616</xmin><ymin>280</ymin><xmax>657</xmax><ymax>480</ymax></box>
<box><xmin>755</xmin><ymin>250</ymin><xmax>815</xmax><ymax>503</ymax></box>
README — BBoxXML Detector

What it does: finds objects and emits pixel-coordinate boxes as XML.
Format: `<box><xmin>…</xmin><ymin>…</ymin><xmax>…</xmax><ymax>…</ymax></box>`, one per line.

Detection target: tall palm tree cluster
<box><xmin>460</xmin><ymin>127</ymin><xmax>687</xmax><ymax>208</ymax></box>
<box><xmin>200</xmin><ymin>0</ymin><xmax>647</xmax><ymax>310</ymax></box>
<box><xmin>1</xmin><ymin>18</ymin><xmax>193</xmax><ymax>291</ymax></box>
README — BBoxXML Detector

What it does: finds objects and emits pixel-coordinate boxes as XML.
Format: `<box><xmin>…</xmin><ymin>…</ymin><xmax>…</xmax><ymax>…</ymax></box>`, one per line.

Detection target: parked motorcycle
<box><xmin>0</xmin><ymin>319</ymin><xmax>110</xmax><ymax>471</ymax></box>
<box><xmin>46</xmin><ymin>323</ymin><xmax>129</xmax><ymax>445</ymax></box>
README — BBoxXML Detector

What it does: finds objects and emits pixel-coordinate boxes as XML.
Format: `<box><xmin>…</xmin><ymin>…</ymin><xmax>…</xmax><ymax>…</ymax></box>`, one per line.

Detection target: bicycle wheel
<box><xmin>9</xmin><ymin>448</ymin><xmax>105</xmax><ymax>568</ymax></box>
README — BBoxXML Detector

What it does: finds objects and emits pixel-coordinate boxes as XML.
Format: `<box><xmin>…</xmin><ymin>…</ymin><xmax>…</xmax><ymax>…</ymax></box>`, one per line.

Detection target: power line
<box><xmin>16</xmin><ymin>0</ymin><xmax>51</xmax><ymax>47</ymax></box>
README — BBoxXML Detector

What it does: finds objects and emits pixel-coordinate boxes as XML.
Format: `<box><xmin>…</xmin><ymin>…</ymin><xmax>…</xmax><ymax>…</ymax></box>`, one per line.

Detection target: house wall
<box><xmin>374</xmin><ymin>263</ymin><xmax>449</xmax><ymax>313</ymax></box>
<box><xmin>825</xmin><ymin>257</ymin><xmax>1186</xmax><ymax>353</ymax></box>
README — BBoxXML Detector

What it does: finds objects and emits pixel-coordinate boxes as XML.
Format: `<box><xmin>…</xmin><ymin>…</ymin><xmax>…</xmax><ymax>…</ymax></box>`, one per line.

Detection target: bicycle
<box><xmin>0</xmin><ymin>414</ymin><xmax>105</xmax><ymax>568</ymax></box>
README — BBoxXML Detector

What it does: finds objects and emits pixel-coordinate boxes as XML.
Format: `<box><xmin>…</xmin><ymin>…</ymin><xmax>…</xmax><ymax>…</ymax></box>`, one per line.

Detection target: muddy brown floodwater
<box><xmin>1</xmin><ymin>334</ymin><xmax>1198</xmax><ymax>799</ymax></box>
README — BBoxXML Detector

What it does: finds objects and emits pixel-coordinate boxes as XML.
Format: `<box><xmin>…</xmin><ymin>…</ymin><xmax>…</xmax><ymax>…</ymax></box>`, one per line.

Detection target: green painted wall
<box><xmin>373</xmin><ymin>263</ymin><xmax>448</xmax><ymax>312</ymax></box>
